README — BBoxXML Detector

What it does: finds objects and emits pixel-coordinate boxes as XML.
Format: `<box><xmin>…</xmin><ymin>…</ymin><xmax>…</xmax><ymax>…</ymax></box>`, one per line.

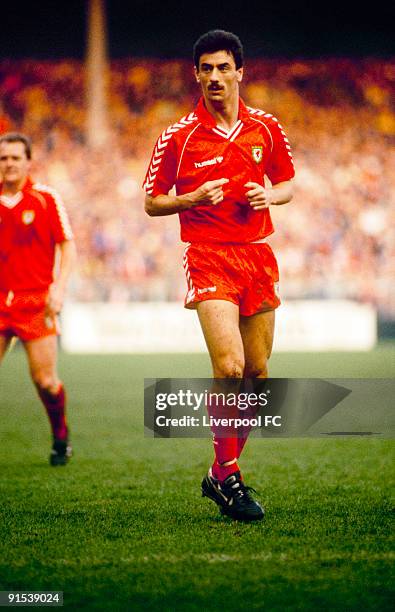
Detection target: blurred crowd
<box><xmin>0</xmin><ymin>58</ymin><xmax>394</xmax><ymax>316</ymax></box>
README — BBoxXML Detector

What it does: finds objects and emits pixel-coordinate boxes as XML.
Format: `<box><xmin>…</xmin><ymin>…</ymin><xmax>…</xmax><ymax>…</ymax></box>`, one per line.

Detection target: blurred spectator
<box><xmin>0</xmin><ymin>101</ymin><xmax>11</xmax><ymax>134</ymax></box>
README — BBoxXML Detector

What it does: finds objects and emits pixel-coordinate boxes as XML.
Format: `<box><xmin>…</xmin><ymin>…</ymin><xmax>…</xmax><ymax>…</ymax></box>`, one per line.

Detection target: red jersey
<box><xmin>143</xmin><ymin>97</ymin><xmax>295</xmax><ymax>243</ymax></box>
<box><xmin>0</xmin><ymin>178</ymin><xmax>73</xmax><ymax>292</ymax></box>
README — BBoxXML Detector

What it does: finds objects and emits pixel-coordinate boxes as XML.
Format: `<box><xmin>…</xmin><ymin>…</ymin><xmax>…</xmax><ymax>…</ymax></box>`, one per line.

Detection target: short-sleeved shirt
<box><xmin>143</xmin><ymin>97</ymin><xmax>295</xmax><ymax>244</ymax></box>
<box><xmin>0</xmin><ymin>177</ymin><xmax>73</xmax><ymax>292</ymax></box>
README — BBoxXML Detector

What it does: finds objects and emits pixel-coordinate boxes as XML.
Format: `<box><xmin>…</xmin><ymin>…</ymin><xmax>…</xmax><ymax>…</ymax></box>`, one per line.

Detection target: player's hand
<box><xmin>45</xmin><ymin>283</ymin><xmax>64</xmax><ymax>317</ymax></box>
<box><xmin>191</xmin><ymin>178</ymin><xmax>229</xmax><ymax>206</ymax></box>
<box><xmin>244</xmin><ymin>182</ymin><xmax>274</xmax><ymax>210</ymax></box>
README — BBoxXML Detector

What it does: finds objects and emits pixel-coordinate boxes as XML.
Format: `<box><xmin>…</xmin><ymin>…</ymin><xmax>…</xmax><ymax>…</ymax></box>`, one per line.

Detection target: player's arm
<box><xmin>244</xmin><ymin>179</ymin><xmax>294</xmax><ymax>211</ymax></box>
<box><xmin>144</xmin><ymin>178</ymin><xmax>229</xmax><ymax>217</ymax></box>
<box><xmin>46</xmin><ymin>239</ymin><xmax>77</xmax><ymax>316</ymax></box>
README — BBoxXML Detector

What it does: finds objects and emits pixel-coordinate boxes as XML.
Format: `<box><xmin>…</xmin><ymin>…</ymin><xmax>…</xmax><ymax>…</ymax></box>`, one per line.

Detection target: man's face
<box><xmin>195</xmin><ymin>50</ymin><xmax>243</xmax><ymax>104</ymax></box>
<box><xmin>0</xmin><ymin>141</ymin><xmax>30</xmax><ymax>187</ymax></box>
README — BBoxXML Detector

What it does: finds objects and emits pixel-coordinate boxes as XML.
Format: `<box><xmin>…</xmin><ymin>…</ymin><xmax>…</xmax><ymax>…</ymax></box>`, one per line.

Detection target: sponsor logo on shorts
<box><xmin>22</xmin><ymin>210</ymin><xmax>35</xmax><ymax>225</ymax></box>
<box><xmin>194</xmin><ymin>156</ymin><xmax>223</xmax><ymax>169</ymax></box>
<box><xmin>5</xmin><ymin>290</ymin><xmax>14</xmax><ymax>307</ymax></box>
<box><xmin>252</xmin><ymin>146</ymin><xmax>263</xmax><ymax>163</ymax></box>
<box><xmin>197</xmin><ymin>286</ymin><xmax>217</xmax><ymax>295</ymax></box>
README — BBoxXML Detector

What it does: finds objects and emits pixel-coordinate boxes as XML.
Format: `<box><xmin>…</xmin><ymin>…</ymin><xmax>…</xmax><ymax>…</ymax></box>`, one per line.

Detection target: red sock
<box><xmin>212</xmin><ymin>458</ymin><xmax>241</xmax><ymax>481</ymax></box>
<box><xmin>37</xmin><ymin>384</ymin><xmax>68</xmax><ymax>440</ymax></box>
<box><xmin>212</xmin><ymin>436</ymin><xmax>239</xmax><ymax>481</ymax></box>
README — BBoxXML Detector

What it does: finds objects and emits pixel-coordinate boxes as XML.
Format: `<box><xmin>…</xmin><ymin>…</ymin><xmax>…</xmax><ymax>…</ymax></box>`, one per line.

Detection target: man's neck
<box><xmin>204</xmin><ymin>96</ymin><xmax>239</xmax><ymax>131</ymax></box>
<box><xmin>1</xmin><ymin>178</ymin><xmax>26</xmax><ymax>196</ymax></box>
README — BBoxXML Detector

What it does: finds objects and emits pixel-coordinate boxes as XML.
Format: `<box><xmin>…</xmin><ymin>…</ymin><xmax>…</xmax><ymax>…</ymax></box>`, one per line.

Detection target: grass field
<box><xmin>0</xmin><ymin>345</ymin><xmax>394</xmax><ymax>611</ymax></box>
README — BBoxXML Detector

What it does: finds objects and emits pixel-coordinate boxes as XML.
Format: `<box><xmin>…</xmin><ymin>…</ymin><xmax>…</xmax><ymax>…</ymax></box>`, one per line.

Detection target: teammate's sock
<box><xmin>37</xmin><ymin>384</ymin><xmax>68</xmax><ymax>440</ymax></box>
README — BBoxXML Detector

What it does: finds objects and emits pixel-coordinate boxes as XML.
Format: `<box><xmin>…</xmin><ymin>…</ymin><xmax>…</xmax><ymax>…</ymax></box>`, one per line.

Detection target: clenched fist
<box><xmin>192</xmin><ymin>178</ymin><xmax>229</xmax><ymax>206</ymax></box>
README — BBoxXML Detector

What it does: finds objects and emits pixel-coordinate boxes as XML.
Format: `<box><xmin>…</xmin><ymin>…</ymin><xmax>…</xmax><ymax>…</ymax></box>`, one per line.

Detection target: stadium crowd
<box><xmin>0</xmin><ymin>58</ymin><xmax>394</xmax><ymax>316</ymax></box>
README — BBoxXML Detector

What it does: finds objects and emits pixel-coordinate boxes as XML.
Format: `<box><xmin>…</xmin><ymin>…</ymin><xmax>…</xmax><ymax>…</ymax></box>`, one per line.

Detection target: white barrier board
<box><xmin>61</xmin><ymin>301</ymin><xmax>377</xmax><ymax>353</ymax></box>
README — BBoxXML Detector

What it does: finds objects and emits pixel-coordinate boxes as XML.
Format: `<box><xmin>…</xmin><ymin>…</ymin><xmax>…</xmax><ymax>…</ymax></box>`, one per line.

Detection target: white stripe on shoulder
<box><xmin>32</xmin><ymin>183</ymin><xmax>73</xmax><ymax>239</ymax></box>
<box><xmin>249</xmin><ymin>119</ymin><xmax>273</xmax><ymax>152</ymax></box>
<box><xmin>248</xmin><ymin>107</ymin><xmax>294</xmax><ymax>161</ymax></box>
<box><xmin>176</xmin><ymin>123</ymin><xmax>201</xmax><ymax>179</ymax></box>
<box><xmin>248</xmin><ymin>106</ymin><xmax>288</xmax><ymax>133</ymax></box>
<box><xmin>143</xmin><ymin>112</ymin><xmax>198</xmax><ymax>194</ymax></box>
<box><xmin>247</xmin><ymin>106</ymin><xmax>266</xmax><ymax>117</ymax></box>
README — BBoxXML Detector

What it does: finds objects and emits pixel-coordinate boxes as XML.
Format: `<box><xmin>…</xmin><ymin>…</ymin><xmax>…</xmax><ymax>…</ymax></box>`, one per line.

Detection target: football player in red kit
<box><xmin>0</xmin><ymin>132</ymin><xmax>76</xmax><ymax>465</ymax></box>
<box><xmin>143</xmin><ymin>31</ymin><xmax>294</xmax><ymax>520</ymax></box>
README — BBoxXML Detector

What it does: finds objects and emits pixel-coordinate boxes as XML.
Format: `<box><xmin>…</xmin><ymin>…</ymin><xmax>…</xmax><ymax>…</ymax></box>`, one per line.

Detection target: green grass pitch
<box><xmin>0</xmin><ymin>345</ymin><xmax>394</xmax><ymax>611</ymax></box>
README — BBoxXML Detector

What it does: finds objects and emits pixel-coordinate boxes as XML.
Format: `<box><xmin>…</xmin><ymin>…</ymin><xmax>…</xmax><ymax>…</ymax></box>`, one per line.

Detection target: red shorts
<box><xmin>183</xmin><ymin>242</ymin><xmax>280</xmax><ymax>316</ymax></box>
<box><xmin>0</xmin><ymin>290</ymin><xmax>59</xmax><ymax>342</ymax></box>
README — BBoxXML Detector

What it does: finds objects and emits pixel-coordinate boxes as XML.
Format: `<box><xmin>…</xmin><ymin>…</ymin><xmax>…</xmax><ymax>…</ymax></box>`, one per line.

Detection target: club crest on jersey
<box><xmin>252</xmin><ymin>146</ymin><xmax>263</xmax><ymax>163</ymax></box>
<box><xmin>22</xmin><ymin>210</ymin><xmax>35</xmax><ymax>225</ymax></box>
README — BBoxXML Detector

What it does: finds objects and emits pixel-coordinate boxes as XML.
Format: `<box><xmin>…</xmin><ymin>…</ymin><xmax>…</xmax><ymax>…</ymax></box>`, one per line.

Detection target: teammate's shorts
<box><xmin>0</xmin><ymin>289</ymin><xmax>59</xmax><ymax>342</ymax></box>
<box><xmin>183</xmin><ymin>242</ymin><xmax>280</xmax><ymax>316</ymax></box>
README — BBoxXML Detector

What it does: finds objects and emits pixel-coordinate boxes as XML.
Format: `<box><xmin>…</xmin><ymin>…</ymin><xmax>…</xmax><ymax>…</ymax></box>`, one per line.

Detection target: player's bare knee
<box><xmin>31</xmin><ymin>371</ymin><xmax>58</xmax><ymax>393</ymax></box>
<box><xmin>244</xmin><ymin>362</ymin><xmax>268</xmax><ymax>378</ymax></box>
<box><xmin>214</xmin><ymin>357</ymin><xmax>244</xmax><ymax>378</ymax></box>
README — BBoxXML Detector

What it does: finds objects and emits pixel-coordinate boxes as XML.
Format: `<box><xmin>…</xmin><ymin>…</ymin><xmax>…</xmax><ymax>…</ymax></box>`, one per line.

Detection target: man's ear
<box><xmin>194</xmin><ymin>66</ymin><xmax>200</xmax><ymax>83</ymax></box>
<box><xmin>236</xmin><ymin>67</ymin><xmax>243</xmax><ymax>83</ymax></box>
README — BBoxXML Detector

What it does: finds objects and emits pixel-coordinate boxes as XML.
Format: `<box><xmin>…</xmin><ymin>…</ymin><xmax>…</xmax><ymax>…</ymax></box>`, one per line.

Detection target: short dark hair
<box><xmin>193</xmin><ymin>30</ymin><xmax>244</xmax><ymax>70</ymax></box>
<box><xmin>0</xmin><ymin>132</ymin><xmax>32</xmax><ymax>160</ymax></box>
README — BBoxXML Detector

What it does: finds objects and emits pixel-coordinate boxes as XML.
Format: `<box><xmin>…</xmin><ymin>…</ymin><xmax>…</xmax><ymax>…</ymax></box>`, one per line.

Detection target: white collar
<box><xmin>0</xmin><ymin>192</ymin><xmax>23</xmax><ymax>209</ymax></box>
<box><xmin>212</xmin><ymin>119</ymin><xmax>243</xmax><ymax>141</ymax></box>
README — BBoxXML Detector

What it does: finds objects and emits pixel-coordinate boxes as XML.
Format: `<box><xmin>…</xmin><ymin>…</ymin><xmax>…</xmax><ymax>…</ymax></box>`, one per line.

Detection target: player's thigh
<box><xmin>23</xmin><ymin>334</ymin><xmax>59</xmax><ymax>385</ymax></box>
<box><xmin>0</xmin><ymin>335</ymin><xmax>12</xmax><ymax>364</ymax></box>
<box><xmin>197</xmin><ymin>299</ymin><xmax>245</xmax><ymax>377</ymax></box>
<box><xmin>239</xmin><ymin>309</ymin><xmax>275</xmax><ymax>377</ymax></box>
